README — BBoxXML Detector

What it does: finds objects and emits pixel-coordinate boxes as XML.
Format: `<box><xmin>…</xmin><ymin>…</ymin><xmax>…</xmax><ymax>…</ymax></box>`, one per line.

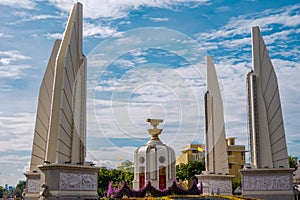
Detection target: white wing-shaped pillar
<box><xmin>247</xmin><ymin>26</ymin><xmax>289</xmax><ymax>168</ymax></box>
<box><xmin>205</xmin><ymin>56</ymin><xmax>229</xmax><ymax>175</ymax></box>
<box><xmin>28</xmin><ymin>2</ymin><xmax>86</xmax><ymax>173</ymax></box>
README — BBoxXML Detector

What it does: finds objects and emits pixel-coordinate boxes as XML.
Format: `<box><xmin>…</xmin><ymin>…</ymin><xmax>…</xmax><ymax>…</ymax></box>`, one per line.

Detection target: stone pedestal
<box><xmin>196</xmin><ymin>173</ymin><xmax>234</xmax><ymax>195</ymax></box>
<box><xmin>24</xmin><ymin>172</ymin><xmax>41</xmax><ymax>200</ymax></box>
<box><xmin>38</xmin><ymin>163</ymin><xmax>99</xmax><ymax>200</ymax></box>
<box><xmin>241</xmin><ymin>168</ymin><xmax>294</xmax><ymax>200</ymax></box>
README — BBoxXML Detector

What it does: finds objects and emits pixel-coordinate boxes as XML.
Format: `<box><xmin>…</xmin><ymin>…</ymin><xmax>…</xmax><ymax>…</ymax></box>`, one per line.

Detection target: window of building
<box><xmin>228</xmin><ymin>151</ymin><xmax>232</xmax><ymax>156</ymax></box>
<box><xmin>229</xmin><ymin>163</ymin><xmax>233</xmax><ymax>169</ymax></box>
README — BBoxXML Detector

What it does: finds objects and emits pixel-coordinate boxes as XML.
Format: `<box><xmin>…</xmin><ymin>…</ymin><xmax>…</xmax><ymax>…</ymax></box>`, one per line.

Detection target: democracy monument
<box><xmin>23</xmin><ymin>2</ymin><xmax>295</xmax><ymax>200</ymax></box>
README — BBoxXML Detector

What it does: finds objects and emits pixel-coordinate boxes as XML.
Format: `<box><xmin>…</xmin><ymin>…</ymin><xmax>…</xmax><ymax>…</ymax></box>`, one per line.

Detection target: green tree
<box><xmin>15</xmin><ymin>180</ymin><xmax>26</xmax><ymax>198</ymax></box>
<box><xmin>97</xmin><ymin>161</ymin><xmax>134</xmax><ymax>197</ymax></box>
<box><xmin>98</xmin><ymin>167</ymin><xmax>113</xmax><ymax>197</ymax></box>
<box><xmin>176</xmin><ymin>161</ymin><xmax>205</xmax><ymax>181</ymax></box>
<box><xmin>186</xmin><ymin>160</ymin><xmax>205</xmax><ymax>180</ymax></box>
<box><xmin>289</xmin><ymin>155</ymin><xmax>298</xmax><ymax>170</ymax></box>
<box><xmin>0</xmin><ymin>186</ymin><xmax>5</xmax><ymax>198</ymax></box>
<box><xmin>232</xmin><ymin>177</ymin><xmax>241</xmax><ymax>194</ymax></box>
<box><xmin>117</xmin><ymin>160</ymin><xmax>134</xmax><ymax>173</ymax></box>
<box><xmin>176</xmin><ymin>163</ymin><xmax>188</xmax><ymax>181</ymax></box>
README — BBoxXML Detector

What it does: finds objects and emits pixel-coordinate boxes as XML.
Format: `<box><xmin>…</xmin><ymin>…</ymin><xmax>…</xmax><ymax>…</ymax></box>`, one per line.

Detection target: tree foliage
<box><xmin>15</xmin><ymin>180</ymin><xmax>26</xmax><ymax>198</ymax></box>
<box><xmin>0</xmin><ymin>186</ymin><xmax>5</xmax><ymax>198</ymax></box>
<box><xmin>289</xmin><ymin>155</ymin><xmax>298</xmax><ymax>170</ymax></box>
<box><xmin>98</xmin><ymin>160</ymin><xmax>134</xmax><ymax>197</ymax></box>
<box><xmin>232</xmin><ymin>177</ymin><xmax>241</xmax><ymax>193</ymax></box>
<box><xmin>176</xmin><ymin>161</ymin><xmax>205</xmax><ymax>181</ymax></box>
<box><xmin>117</xmin><ymin>160</ymin><xmax>134</xmax><ymax>173</ymax></box>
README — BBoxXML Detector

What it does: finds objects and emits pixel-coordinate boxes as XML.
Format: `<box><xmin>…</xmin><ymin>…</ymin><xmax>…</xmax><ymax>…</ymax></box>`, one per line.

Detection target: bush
<box><xmin>108</xmin><ymin>180</ymin><xmax>202</xmax><ymax>198</ymax></box>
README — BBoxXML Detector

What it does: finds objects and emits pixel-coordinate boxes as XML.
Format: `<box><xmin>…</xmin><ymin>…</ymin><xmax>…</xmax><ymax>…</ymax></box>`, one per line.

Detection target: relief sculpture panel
<box><xmin>243</xmin><ymin>174</ymin><xmax>291</xmax><ymax>191</ymax></box>
<box><xmin>59</xmin><ymin>172</ymin><xmax>97</xmax><ymax>191</ymax></box>
<box><xmin>27</xmin><ymin>179</ymin><xmax>40</xmax><ymax>193</ymax></box>
<box><xmin>208</xmin><ymin>179</ymin><xmax>232</xmax><ymax>193</ymax></box>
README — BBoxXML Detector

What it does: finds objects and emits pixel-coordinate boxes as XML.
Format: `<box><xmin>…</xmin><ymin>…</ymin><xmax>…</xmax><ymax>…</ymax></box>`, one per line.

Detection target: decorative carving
<box><xmin>243</xmin><ymin>174</ymin><xmax>291</xmax><ymax>191</ymax></box>
<box><xmin>59</xmin><ymin>172</ymin><xmax>97</xmax><ymax>191</ymax></box>
<box><xmin>27</xmin><ymin>179</ymin><xmax>40</xmax><ymax>193</ymax></box>
<box><xmin>147</xmin><ymin>118</ymin><xmax>163</xmax><ymax>140</ymax></box>
<box><xmin>207</xmin><ymin>179</ymin><xmax>232</xmax><ymax>193</ymax></box>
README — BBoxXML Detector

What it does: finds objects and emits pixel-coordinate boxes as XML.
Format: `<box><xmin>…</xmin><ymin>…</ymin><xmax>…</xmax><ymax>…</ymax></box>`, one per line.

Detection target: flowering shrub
<box><xmin>106</xmin><ymin>181</ymin><xmax>114</xmax><ymax>197</ymax></box>
<box><xmin>108</xmin><ymin>180</ymin><xmax>202</xmax><ymax>198</ymax></box>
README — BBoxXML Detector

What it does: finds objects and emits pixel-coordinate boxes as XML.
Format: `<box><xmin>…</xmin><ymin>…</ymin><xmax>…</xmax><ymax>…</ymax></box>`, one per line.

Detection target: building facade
<box><xmin>176</xmin><ymin>144</ymin><xmax>205</xmax><ymax>165</ymax></box>
<box><xmin>226</xmin><ymin>137</ymin><xmax>246</xmax><ymax>178</ymax></box>
<box><xmin>176</xmin><ymin>138</ymin><xmax>245</xmax><ymax>178</ymax></box>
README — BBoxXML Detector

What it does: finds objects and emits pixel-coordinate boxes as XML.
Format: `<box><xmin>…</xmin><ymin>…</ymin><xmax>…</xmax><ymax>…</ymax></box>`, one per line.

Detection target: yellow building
<box><xmin>177</xmin><ymin>138</ymin><xmax>246</xmax><ymax>178</ymax></box>
<box><xmin>226</xmin><ymin>137</ymin><xmax>246</xmax><ymax>178</ymax></box>
<box><xmin>176</xmin><ymin>144</ymin><xmax>205</xmax><ymax>165</ymax></box>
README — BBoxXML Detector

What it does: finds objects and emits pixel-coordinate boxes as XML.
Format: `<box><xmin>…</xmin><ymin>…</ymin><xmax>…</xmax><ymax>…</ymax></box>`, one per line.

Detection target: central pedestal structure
<box><xmin>38</xmin><ymin>164</ymin><xmax>99</xmax><ymax>199</ymax></box>
<box><xmin>133</xmin><ymin>119</ymin><xmax>176</xmax><ymax>190</ymax></box>
<box><xmin>241</xmin><ymin>168</ymin><xmax>294</xmax><ymax>200</ymax></box>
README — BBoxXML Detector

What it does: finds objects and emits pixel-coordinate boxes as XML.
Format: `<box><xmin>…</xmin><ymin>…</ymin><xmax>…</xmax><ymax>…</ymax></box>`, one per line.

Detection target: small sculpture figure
<box><xmin>40</xmin><ymin>184</ymin><xmax>51</xmax><ymax>198</ymax></box>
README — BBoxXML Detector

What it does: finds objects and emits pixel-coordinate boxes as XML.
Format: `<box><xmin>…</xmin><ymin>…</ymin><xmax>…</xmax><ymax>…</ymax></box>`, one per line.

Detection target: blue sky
<box><xmin>0</xmin><ymin>0</ymin><xmax>299</xmax><ymax>186</ymax></box>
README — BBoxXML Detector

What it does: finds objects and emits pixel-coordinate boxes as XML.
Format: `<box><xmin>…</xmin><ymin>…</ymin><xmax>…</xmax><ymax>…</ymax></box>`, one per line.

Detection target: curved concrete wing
<box><xmin>248</xmin><ymin>26</ymin><xmax>289</xmax><ymax>168</ymax></box>
<box><xmin>29</xmin><ymin>3</ymin><xmax>87</xmax><ymax>173</ymax></box>
<box><xmin>205</xmin><ymin>56</ymin><xmax>229</xmax><ymax>175</ymax></box>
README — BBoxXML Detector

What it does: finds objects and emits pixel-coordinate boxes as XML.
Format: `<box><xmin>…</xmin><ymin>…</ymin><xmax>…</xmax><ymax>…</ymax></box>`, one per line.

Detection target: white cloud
<box><xmin>0</xmin><ymin>0</ymin><xmax>36</xmax><ymax>10</ymax></box>
<box><xmin>45</xmin><ymin>32</ymin><xmax>63</xmax><ymax>40</ymax></box>
<box><xmin>0</xmin><ymin>50</ymin><xmax>32</xmax><ymax>79</ymax></box>
<box><xmin>87</xmin><ymin>146</ymin><xmax>137</xmax><ymax>167</ymax></box>
<box><xmin>0</xmin><ymin>113</ymin><xmax>35</xmax><ymax>152</ymax></box>
<box><xmin>83</xmin><ymin>22</ymin><xmax>117</xmax><ymax>38</ymax></box>
<box><xmin>0</xmin><ymin>33</ymin><xmax>13</xmax><ymax>38</ymax></box>
<box><xmin>113</xmin><ymin>59</ymin><xmax>135</xmax><ymax>68</ymax></box>
<box><xmin>49</xmin><ymin>0</ymin><xmax>210</xmax><ymax>19</ymax></box>
<box><xmin>0</xmin><ymin>50</ymin><xmax>31</xmax><ymax>65</ymax></box>
<box><xmin>45</xmin><ymin>22</ymin><xmax>118</xmax><ymax>39</ymax></box>
<box><xmin>197</xmin><ymin>3</ymin><xmax>300</xmax><ymax>43</ymax></box>
<box><xmin>9</xmin><ymin>14</ymin><xmax>64</xmax><ymax>25</ymax></box>
<box><xmin>215</xmin><ymin>6</ymin><xmax>231</xmax><ymax>12</ymax></box>
<box><xmin>0</xmin><ymin>65</ymin><xmax>32</xmax><ymax>79</ymax></box>
<box><xmin>30</xmin><ymin>14</ymin><xmax>62</xmax><ymax>21</ymax></box>
<box><xmin>0</xmin><ymin>154</ymin><xmax>31</xmax><ymax>165</ymax></box>
<box><xmin>149</xmin><ymin>17</ymin><xmax>169</xmax><ymax>22</ymax></box>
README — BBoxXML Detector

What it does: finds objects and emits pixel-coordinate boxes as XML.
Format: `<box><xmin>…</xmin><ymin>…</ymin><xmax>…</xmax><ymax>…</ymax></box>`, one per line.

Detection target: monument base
<box><xmin>196</xmin><ymin>173</ymin><xmax>234</xmax><ymax>195</ymax></box>
<box><xmin>241</xmin><ymin>168</ymin><xmax>294</xmax><ymax>200</ymax></box>
<box><xmin>38</xmin><ymin>163</ymin><xmax>99</xmax><ymax>200</ymax></box>
<box><xmin>24</xmin><ymin>172</ymin><xmax>41</xmax><ymax>200</ymax></box>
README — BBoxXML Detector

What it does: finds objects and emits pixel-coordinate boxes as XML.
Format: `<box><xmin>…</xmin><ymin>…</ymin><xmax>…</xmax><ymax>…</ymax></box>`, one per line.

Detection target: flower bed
<box><xmin>107</xmin><ymin>180</ymin><xmax>202</xmax><ymax>198</ymax></box>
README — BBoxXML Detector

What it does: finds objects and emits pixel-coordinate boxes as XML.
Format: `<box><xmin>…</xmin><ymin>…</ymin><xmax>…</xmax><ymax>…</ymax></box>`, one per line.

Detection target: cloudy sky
<box><xmin>0</xmin><ymin>0</ymin><xmax>299</xmax><ymax>187</ymax></box>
